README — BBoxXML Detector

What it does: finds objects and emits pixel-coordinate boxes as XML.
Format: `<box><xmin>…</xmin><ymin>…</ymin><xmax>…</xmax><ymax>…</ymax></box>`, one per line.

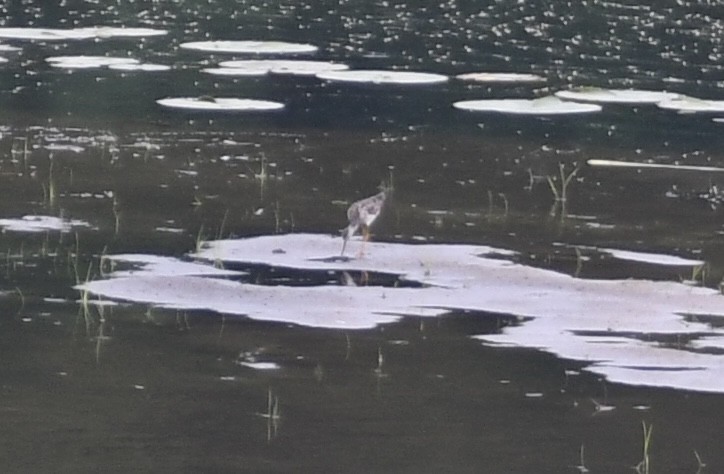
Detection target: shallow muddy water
<box><xmin>1</xmin><ymin>1</ymin><xmax>724</xmax><ymax>472</ymax></box>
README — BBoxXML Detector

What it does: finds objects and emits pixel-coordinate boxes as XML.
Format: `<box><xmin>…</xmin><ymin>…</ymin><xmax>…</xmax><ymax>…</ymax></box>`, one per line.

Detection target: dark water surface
<box><xmin>1</xmin><ymin>1</ymin><xmax>724</xmax><ymax>472</ymax></box>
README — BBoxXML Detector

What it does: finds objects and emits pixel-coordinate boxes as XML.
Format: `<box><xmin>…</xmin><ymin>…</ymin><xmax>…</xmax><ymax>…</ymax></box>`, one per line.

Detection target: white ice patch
<box><xmin>77</xmin><ymin>233</ymin><xmax>724</xmax><ymax>393</ymax></box>
<box><xmin>456</xmin><ymin>72</ymin><xmax>544</xmax><ymax>83</ymax></box>
<box><xmin>180</xmin><ymin>40</ymin><xmax>317</xmax><ymax>55</ymax></box>
<box><xmin>0</xmin><ymin>27</ymin><xmax>166</xmax><ymax>41</ymax></box>
<box><xmin>587</xmin><ymin>159</ymin><xmax>724</xmax><ymax>173</ymax></box>
<box><xmin>108</xmin><ymin>63</ymin><xmax>171</xmax><ymax>72</ymax></box>
<box><xmin>454</xmin><ymin>96</ymin><xmax>602</xmax><ymax>115</ymax></box>
<box><xmin>214</xmin><ymin>59</ymin><xmax>349</xmax><ymax>76</ymax></box>
<box><xmin>156</xmin><ymin>97</ymin><xmax>283</xmax><ymax>111</ymax></box>
<box><xmin>156</xmin><ymin>97</ymin><xmax>284</xmax><ymax>111</ymax></box>
<box><xmin>101</xmin><ymin>254</ymin><xmax>244</xmax><ymax>278</ymax></box>
<box><xmin>46</xmin><ymin>56</ymin><xmax>139</xmax><ymax>69</ymax></box>
<box><xmin>238</xmin><ymin>361</ymin><xmax>281</xmax><ymax>370</ymax></box>
<box><xmin>657</xmin><ymin>95</ymin><xmax>724</xmax><ymax>113</ymax></box>
<box><xmin>556</xmin><ymin>88</ymin><xmax>679</xmax><ymax>104</ymax></box>
<box><xmin>0</xmin><ymin>215</ymin><xmax>91</xmax><ymax>233</ymax></box>
<box><xmin>202</xmin><ymin>67</ymin><xmax>270</xmax><ymax>77</ymax></box>
<box><xmin>73</xmin><ymin>26</ymin><xmax>168</xmax><ymax>39</ymax></box>
<box><xmin>316</xmin><ymin>69</ymin><xmax>448</xmax><ymax>85</ymax></box>
<box><xmin>600</xmin><ymin>248</ymin><xmax>704</xmax><ymax>266</ymax></box>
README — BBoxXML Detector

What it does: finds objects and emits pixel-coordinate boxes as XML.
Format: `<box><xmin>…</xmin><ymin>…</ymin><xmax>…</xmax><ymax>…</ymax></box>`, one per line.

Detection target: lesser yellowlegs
<box><xmin>341</xmin><ymin>189</ymin><xmax>388</xmax><ymax>256</ymax></box>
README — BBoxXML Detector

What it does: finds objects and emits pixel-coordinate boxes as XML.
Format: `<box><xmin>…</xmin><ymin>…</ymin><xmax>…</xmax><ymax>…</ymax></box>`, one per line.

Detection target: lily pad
<box><xmin>156</xmin><ymin>97</ymin><xmax>284</xmax><ymax>111</ymax></box>
<box><xmin>315</xmin><ymin>69</ymin><xmax>448</xmax><ymax>85</ymax></box>
<box><xmin>556</xmin><ymin>87</ymin><xmax>679</xmax><ymax>104</ymax></box>
<box><xmin>456</xmin><ymin>72</ymin><xmax>544</xmax><ymax>83</ymax></box>
<box><xmin>216</xmin><ymin>59</ymin><xmax>349</xmax><ymax>76</ymax></box>
<box><xmin>453</xmin><ymin>96</ymin><xmax>602</xmax><ymax>114</ymax></box>
<box><xmin>179</xmin><ymin>40</ymin><xmax>318</xmax><ymax>55</ymax></box>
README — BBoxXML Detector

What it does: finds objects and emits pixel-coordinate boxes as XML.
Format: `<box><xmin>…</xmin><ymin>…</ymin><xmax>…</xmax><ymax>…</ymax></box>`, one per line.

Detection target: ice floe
<box><xmin>657</xmin><ymin>95</ymin><xmax>724</xmax><ymax>113</ymax></box>
<box><xmin>212</xmin><ymin>59</ymin><xmax>349</xmax><ymax>76</ymax></box>
<box><xmin>556</xmin><ymin>87</ymin><xmax>679</xmax><ymax>104</ymax></box>
<box><xmin>587</xmin><ymin>159</ymin><xmax>724</xmax><ymax>173</ymax></box>
<box><xmin>454</xmin><ymin>96</ymin><xmax>602</xmax><ymax>114</ymax></box>
<box><xmin>156</xmin><ymin>97</ymin><xmax>284</xmax><ymax>112</ymax></box>
<box><xmin>0</xmin><ymin>27</ymin><xmax>166</xmax><ymax>41</ymax></box>
<box><xmin>46</xmin><ymin>56</ymin><xmax>139</xmax><ymax>69</ymax></box>
<box><xmin>0</xmin><ymin>215</ymin><xmax>91</xmax><ymax>233</ymax></box>
<box><xmin>77</xmin><ymin>233</ymin><xmax>724</xmax><ymax>393</ymax></box>
<box><xmin>456</xmin><ymin>72</ymin><xmax>544</xmax><ymax>83</ymax></box>
<box><xmin>100</xmin><ymin>254</ymin><xmax>244</xmax><ymax>278</ymax></box>
<box><xmin>108</xmin><ymin>63</ymin><xmax>171</xmax><ymax>72</ymax></box>
<box><xmin>600</xmin><ymin>248</ymin><xmax>704</xmax><ymax>266</ymax></box>
<box><xmin>180</xmin><ymin>40</ymin><xmax>318</xmax><ymax>55</ymax></box>
<box><xmin>202</xmin><ymin>66</ymin><xmax>271</xmax><ymax>77</ymax></box>
<box><xmin>316</xmin><ymin>69</ymin><xmax>448</xmax><ymax>85</ymax></box>
<box><xmin>74</xmin><ymin>26</ymin><xmax>168</xmax><ymax>38</ymax></box>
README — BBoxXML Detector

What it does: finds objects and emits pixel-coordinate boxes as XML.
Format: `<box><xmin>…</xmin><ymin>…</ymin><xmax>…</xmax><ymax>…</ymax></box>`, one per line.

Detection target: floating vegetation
<box><xmin>315</xmin><ymin>69</ymin><xmax>448</xmax><ymax>85</ymax></box>
<box><xmin>0</xmin><ymin>26</ymin><xmax>166</xmax><ymax>41</ymax></box>
<box><xmin>0</xmin><ymin>215</ymin><xmax>91</xmax><ymax>233</ymax></box>
<box><xmin>213</xmin><ymin>59</ymin><xmax>349</xmax><ymax>76</ymax></box>
<box><xmin>156</xmin><ymin>97</ymin><xmax>285</xmax><ymax>112</ymax></box>
<box><xmin>77</xmin><ymin>233</ymin><xmax>724</xmax><ymax>393</ymax></box>
<box><xmin>456</xmin><ymin>72</ymin><xmax>544</xmax><ymax>83</ymax></box>
<box><xmin>555</xmin><ymin>87</ymin><xmax>679</xmax><ymax>104</ymax></box>
<box><xmin>46</xmin><ymin>56</ymin><xmax>140</xmax><ymax>69</ymax></box>
<box><xmin>453</xmin><ymin>96</ymin><xmax>602</xmax><ymax>114</ymax></box>
<box><xmin>179</xmin><ymin>40</ymin><xmax>318</xmax><ymax>55</ymax></box>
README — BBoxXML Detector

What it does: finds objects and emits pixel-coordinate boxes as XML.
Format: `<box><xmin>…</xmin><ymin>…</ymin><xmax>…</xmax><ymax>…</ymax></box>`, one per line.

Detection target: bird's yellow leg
<box><xmin>357</xmin><ymin>226</ymin><xmax>369</xmax><ymax>258</ymax></box>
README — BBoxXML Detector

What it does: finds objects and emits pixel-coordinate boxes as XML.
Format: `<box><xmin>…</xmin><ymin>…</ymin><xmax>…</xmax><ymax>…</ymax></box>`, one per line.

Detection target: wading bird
<box><xmin>341</xmin><ymin>189</ymin><xmax>388</xmax><ymax>257</ymax></box>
